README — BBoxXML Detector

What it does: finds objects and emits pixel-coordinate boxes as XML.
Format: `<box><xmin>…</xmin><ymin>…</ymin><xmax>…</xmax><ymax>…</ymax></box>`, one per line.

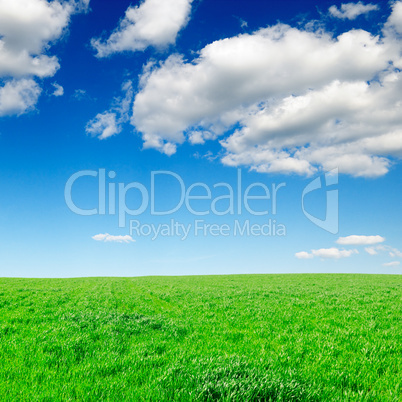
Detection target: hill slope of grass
<box><xmin>0</xmin><ymin>274</ymin><xmax>400</xmax><ymax>400</ymax></box>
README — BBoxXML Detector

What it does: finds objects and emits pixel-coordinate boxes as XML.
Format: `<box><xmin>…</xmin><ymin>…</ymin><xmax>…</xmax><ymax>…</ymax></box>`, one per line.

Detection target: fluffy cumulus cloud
<box><xmin>51</xmin><ymin>82</ymin><xmax>64</xmax><ymax>97</ymax></box>
<box><xmin>188</xmin><ymin>130</ymin><xmax>217</xmax><ymax>145</ymax></box>
<box><xmin>86</xmin><ymin>81</ymin><xmax>133</xmax><ymax>139</ymax></box>
<box><xmin>294</xmin><ymin>251</ymin><xmax>314</xmax><ymax>259</ymax></box>
<box><xmin>0</xmin><ymin>0</ymin><xmax>89</xmax><ymax>116</ymax></box>
<box><xmin>337</xmin><ymin>235</ymin><xmax>385</xmax><ymax>245</ymax></box>
<box><xmin>386</xmin><ymin>1</ymin><xmax>402</xmax><ymax>34</ymax></box>
<box><xmin>86</xmin><ymin>112</ymin><xmax>121</xmax><ymax>140</ymax></box>
<box><xmin>92</xmin><ymin>233</ymin><xmax>135</xmax><ymax>243</ymax></box>
<box><xmin>329</xmin><ymin>2</ymin><xmax>379</xmax><ymax>20</ymax></box>
<box><xmin>91</xmin><ymin>0</ymin><xmax>193</xmax><ymax>57</ymax></box>
<box><xmin>296</xmin><ymin>247</ymin><xmax>358</xmax><ymax>259</ymax></box>
<box><xmin>0</xmin><ymin>78</ymin><xmax>41</xmax><ymax>116</ymax></box>
<box><xmin>131</xmin><ymin>3</ymin><xmax>402</xmax><ymax>177</ymax></box>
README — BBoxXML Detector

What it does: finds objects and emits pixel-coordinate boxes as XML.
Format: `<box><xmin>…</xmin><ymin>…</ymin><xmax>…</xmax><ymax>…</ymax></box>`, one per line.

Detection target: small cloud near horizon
<box><xmin>337</xmin><ymin>235</ymin><xmax>385</xmax><ymax>245</ymax></box>
<box><xmin>382</xmin><ymin>261</ymin><xmax>400</xmax><ymax>267</ymax></box>
<box><xmin>296</xmin><ymin>247</ymin><xmax>358</xmax><ymax>260</ymax></box>
<box><xmin>92</xmin><ymin>233</ymin><xmax>135</xmax><ymax>243</ymax></box>
<box><xmin>297</xmin><ymin>234</ymin><xmax>401</xmax><ymax>267</ymax></box>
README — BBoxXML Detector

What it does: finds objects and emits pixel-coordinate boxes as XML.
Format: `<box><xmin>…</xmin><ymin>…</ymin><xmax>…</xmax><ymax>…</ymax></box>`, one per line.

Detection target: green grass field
<box><xmin>0</xmin><ymin>274</ymin><xmax>400</xmax><ymax>401</ymax></box>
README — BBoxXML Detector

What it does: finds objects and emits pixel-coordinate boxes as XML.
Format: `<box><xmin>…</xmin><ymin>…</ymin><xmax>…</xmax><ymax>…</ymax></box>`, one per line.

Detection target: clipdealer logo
<box><xmin>64</xmin><ymin>169</ymin><xmax>287</xmax><ymax>237</ymax></box>
<box><xmin>64</xmin><ymin>168</ymin><xmax>339</xmax><ymax>239</ymax></box>
<box><xmin>302</xmin><ymin>168</ymin><xmax>339</xmax><ymax>235</ymax></box>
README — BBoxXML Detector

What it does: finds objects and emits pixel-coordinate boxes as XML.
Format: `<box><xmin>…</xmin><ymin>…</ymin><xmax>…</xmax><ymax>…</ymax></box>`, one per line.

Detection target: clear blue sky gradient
<box><xmin>0</xmin><ymin>0</ymin><xmax>401</xmax><ymax>277</ymax></box>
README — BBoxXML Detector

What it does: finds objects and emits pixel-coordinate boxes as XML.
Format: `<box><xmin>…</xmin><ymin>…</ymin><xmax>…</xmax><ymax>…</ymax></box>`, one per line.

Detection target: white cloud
<box><xmin>385</xmin><ymin>1</ymin><xmax>402</xmax><ymax>34</ymax></box>
<box><xmin>296</xmin><ymin>248</ymin><xmax>358</xmax><ymax>259</ymax></box>
<box><xmin>382</xmin><ymin>261</ymin><xmax>400</xmax><ymax>267</ymax></box>
<box><xmin>188</xmin><ymin>130</ymin><xmax>217</xmax><ymax>145</ymax></box>
<box><xmin>91</xmin><ymin>0</ymin><xmax>193</xmax><ymax>57</ymax></box>
<box><xmin>86</xmin><ymin>81</ymin><xmax>133</xmax><ymax>140</ymax></box>
<box><xmin>312</xmin><ymin>248</ymin><xmax>358</xmax><ymax>259</ymax></box>
<box><xmin>299</xmin><ymin>236</ymin><xmax>401</xmax><ymax>264</ymax></box>
<box><xmin>222</xmin><ymin>77</ymin><xmax>402</xmax><ymax>177</ymax></box>
<box><xmin>365</xmin><ymin>247</ymin><xmax>378</xmax><ymax>255</ymax></box>
<box><xmin>337</xmin><ymin>235</ymin><xmax>385</xmax><ymax>245</ymax></box>
<box><xmin>92</xmin><ymin>233</ymin><xmax>135</xmax><ymax>243</ymax></box>
<box><xmin>132</xmin><ymin>6</ymin><xmax>402</xmax><ymax>176</ymax></box>
<box><xmin>0</xmin><ymin>0</ymin><xmax>89</xmax><ymax>116</ymax></box>
<box><xmin>0</xmin><ymin>0</ymin><xmax>88</xmax><ymax>78</ymax></box>
<box><xmin>365</xmin><ymin>244</ymin><xmax>402</xmax><ymax>258</ymax></box>
<box><xmin>329</xmin><ymin>2</ymin><xmax>379</xmax><ymax>20</ymax></box>
<box><xmin>0</xmin><ymin>78</ymin><xmax>41</xmax><ymax>116</ymax></box>
<box><xmin>51</xmin><ymin>82</ymin><xmax>64</xmax><ymax>97</ymax></box>
<box><xmin>295</xmin><ymin>251</ymin><xmax>314</xmax><ymax>259</ymax></box>
<box><xmin>386</xmin><ymin>246</ymin><xmax>402</xmax><ymax>258</ymax></box>
<box><xmin>86</xmin><ymin>112</ymin><xmax>121</xmax><ymax>140</ymax></box>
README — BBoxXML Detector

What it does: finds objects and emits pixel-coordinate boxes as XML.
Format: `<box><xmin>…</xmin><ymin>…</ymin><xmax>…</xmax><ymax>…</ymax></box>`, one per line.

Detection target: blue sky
<box><xmin>0</xmin><ymin>0</ymin><xmax>401</xmax><ymax>277</ymax></box>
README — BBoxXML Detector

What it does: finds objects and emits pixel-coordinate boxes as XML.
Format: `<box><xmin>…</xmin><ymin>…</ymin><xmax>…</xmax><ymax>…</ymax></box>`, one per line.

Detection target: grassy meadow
<box><xmin>0</xmin><ymin>274</ymin><xmax>400</xmax><ymax>401</ymax></box>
